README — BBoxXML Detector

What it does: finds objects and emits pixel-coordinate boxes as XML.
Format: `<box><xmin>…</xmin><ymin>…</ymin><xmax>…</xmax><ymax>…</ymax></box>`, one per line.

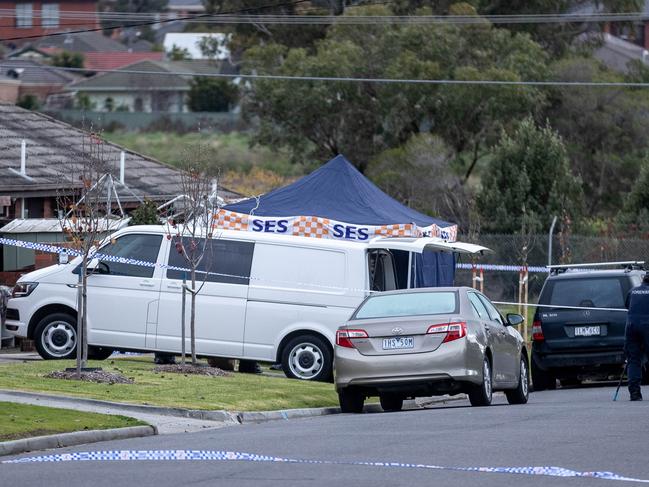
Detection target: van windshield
<box><xmin>353</xmin><ymin>291</ymin><xmax>457</xmax><ymax>319</ymax></box>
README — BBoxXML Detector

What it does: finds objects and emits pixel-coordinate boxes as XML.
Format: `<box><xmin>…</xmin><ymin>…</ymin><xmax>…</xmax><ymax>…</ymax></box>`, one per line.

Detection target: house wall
<box><xmin>0</xmin><ymin>81</ymin><xmax>20</xmax><ymax>103</ymax></box>
<box><xmin>0</xmin><ymin>0</ymin><xmax>99</xmax><ymax>47</ymax></box>
<box><xmin>84</xmin><ymin>91</ymin><xmax>188</xmax><ymax>113</ymax></box>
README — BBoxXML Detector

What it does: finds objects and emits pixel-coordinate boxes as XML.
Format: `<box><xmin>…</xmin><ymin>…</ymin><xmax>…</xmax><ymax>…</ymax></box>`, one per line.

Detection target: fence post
<box><xmin>472</xmin><ymin>264</ymin><xmax>478</xmax><ymax>289</ymax></box>
<box><xmin>518</xmin><ymin>268</ymin><xmax>523</xmax><ymax>317</ymax></box>
<box><xmin>523</xmin><ymin>266</ymin><xmax>529</xmax><ymax>342</ymax></box>
<box><xmin>479</xmin><ymin>267</ymin><xmax>484</xmax><ymax>294</ymax></box>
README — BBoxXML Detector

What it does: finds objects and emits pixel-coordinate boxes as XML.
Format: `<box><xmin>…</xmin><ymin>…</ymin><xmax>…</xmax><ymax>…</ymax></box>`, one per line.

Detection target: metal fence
<box><xmin>455</xmin><ymin>234</ymin><xmax>649</xmax><ymax>301</ymax></box>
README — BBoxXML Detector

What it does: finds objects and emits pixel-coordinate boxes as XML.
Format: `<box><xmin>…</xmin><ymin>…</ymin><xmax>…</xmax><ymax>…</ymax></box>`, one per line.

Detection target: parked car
<box><xmin>531</xmin><ymin>263</ymin><xmax>647</xmax><ymax>390</ymax></box>
<box><xmin>334</xmin><ymin>287</ymin><xmax>529</xmax><ymax>412</ymax></box>
<box><xmin>4</xmin><ymin>225</ymin><xmax>488</xmax><ymax>381</ymax></box>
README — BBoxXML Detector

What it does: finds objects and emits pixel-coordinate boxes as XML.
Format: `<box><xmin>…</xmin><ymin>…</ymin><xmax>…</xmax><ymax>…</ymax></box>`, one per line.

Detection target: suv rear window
<box><xmin>545</xmin><ymin>278</ymin><xmax>625</xmax><ymax>309</ymax></box>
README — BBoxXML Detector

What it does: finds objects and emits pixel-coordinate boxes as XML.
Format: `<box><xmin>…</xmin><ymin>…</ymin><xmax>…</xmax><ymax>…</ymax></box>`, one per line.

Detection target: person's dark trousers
<box><xmin>624</xmin><ymin>321</ymin><xmax>649</xmax><ymax>398</ymax></box>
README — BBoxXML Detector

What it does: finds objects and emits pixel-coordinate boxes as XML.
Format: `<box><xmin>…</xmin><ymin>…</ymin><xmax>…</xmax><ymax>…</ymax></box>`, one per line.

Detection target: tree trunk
<box><xmin>190</xmin><ymin>268</ymin><xmax>197</xmax><ymax>366</ymax></box>
<box><xmin>181</xmin><ymin>274</ymin><xmax>186</xmax><ymax>365</ymax></box>
<box><xmin>77</xmin><ymin>258</ymin><xmax>84</xmax><ymax>377</ymax></box>
<box><xmin>81</xmin><ymin>269</ymin><xmax>88</xmax><ymax>369</ymax></box>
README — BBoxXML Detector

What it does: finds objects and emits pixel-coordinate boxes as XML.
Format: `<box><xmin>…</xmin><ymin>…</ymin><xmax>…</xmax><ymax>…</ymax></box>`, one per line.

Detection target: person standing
<box><xmin>625</xmin><ymin>272</ymin><xmax>649</xmax><ymax>401</ymax></box>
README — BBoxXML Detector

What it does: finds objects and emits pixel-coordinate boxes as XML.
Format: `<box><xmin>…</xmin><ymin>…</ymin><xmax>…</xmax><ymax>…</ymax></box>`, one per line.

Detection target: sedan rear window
<box><xmin>353</xmin><ymin>292</ymin><xmax>457</xmax><ymax>319</ymax></box>
<box><xmin>548</xmin><ymin>278</ymin><xmax>625</xmax><ymax>308</ymax></box>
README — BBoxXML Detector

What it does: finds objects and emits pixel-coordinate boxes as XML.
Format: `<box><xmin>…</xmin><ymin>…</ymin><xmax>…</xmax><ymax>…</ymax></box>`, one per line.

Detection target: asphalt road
<box><xmin>2</xmin><ymin>386</ymin><xmax>648</xmax><ymax>487</ymax></box>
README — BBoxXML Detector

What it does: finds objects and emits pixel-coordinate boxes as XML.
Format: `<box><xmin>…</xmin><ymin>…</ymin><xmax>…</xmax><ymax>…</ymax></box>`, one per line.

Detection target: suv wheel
<box><xmin>531</xmin><ymin>355</ymin><xmax>556</xmax><ymax>391</ymax></box>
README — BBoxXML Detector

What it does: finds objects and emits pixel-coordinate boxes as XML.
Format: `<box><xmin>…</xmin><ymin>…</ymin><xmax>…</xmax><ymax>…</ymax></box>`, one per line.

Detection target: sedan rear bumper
<box><xmin>334</xmin><ymin>339</ymin><xmax>482</xmax><ymax>393</ymax></box>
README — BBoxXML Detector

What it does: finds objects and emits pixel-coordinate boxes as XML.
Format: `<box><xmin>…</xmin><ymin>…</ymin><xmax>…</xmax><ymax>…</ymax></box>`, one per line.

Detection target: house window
<box><xmin>15</xmin><ymin>3</ymin><xmax>33</xmax><ymax>28</ymax></box>
<box><xmin>42</xmin><ymin>3</ymin><xmax>59</xmax><ymax>28</ymax></box>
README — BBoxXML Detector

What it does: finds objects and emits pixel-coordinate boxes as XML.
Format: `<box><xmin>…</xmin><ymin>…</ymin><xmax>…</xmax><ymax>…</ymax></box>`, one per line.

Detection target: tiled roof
<box><xmin>0</xmin><ymin>103</ymin><xmax>239</xmax><ymax>202</ymax></box>
<box><xmin>68</xmin><ymin>59</ymin><xmax>238</xmax><ymax>91</ymax></box>
<box><xmin>35</xmin><ymin>32</ymin><xmax>128</xmax><ymax>53</ymax></box>
<box><xmin>83</xmin><ymin>52</ymin><xmax>165</xmax><ymax>71</ymax></box>
<box><xmin>0</xmin><ymin>59</ymin><xmax>79</xmax><ymax>85</ymax></box>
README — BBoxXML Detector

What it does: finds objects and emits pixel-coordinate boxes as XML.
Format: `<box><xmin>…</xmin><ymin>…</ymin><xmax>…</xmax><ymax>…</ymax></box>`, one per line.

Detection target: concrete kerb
<box><xmin>0</xmin><ymin>425</ymin><xmax>157</xmax><ymax>457</ymax></box>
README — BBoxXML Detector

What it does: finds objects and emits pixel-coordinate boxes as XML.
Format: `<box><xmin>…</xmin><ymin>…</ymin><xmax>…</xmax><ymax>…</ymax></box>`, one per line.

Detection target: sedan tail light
<box><xmin>336</xmin><ymin>329</ymin><xmax>369</xmax><ymax>348</ymax></box>
<box><xmin>426</xmin><ymin>322</ymin><xmax>467</xmax><ymax>343</ymax></box>
<box><xmin>532</xmin><ymin>320</ymin><xmax>544</xmax><ymax>341</ymax></box>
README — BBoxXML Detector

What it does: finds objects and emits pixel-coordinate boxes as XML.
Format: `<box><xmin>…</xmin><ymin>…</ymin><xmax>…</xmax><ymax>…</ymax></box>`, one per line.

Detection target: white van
<box><xmin>4</xmin><ymin>225</ymin><xmax>487</xmax><ymax>380</ymax></box>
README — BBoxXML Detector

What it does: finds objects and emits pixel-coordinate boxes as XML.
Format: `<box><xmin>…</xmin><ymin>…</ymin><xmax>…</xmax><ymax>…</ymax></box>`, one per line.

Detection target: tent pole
<box><xmin>407</xmin><ymin>252</ymin><xmax>412</xmax><ymax>289</ymax></box>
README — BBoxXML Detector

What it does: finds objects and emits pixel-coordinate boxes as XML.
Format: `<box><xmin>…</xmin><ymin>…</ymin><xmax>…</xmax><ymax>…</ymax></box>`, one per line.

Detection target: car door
<box><xmin>156</xmin><ymin>236</ymin><xmax>254</xmax><ymax>357</ymax></box>
<box><xmin>85</xmin><ymin>232</ymin><xmax>164</xmax><ymax>350</ymax></box>
<box><xmin>467</xmin><ymin>292</ymin><xmax>509</xmax><ymax>386</ymax></box>
<box><xmin>477</xmin><ymin>293</ymin><xmax>519</xmax><ymax>384</ymax></box>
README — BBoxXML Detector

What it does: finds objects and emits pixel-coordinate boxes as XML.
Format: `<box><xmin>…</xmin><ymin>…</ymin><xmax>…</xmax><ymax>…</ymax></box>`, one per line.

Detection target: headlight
<box><xmin>12</xmin><ymin>282</ymin><xmax>39</xmax><ymax>298</ymax></box>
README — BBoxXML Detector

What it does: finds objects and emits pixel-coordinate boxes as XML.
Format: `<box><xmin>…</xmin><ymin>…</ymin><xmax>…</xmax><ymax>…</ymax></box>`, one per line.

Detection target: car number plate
<box><xmin>382</xmin><ymin>337</ymin><xmax>414</xmax><ymax>350</ymax></box>
<box><xmin>574</xmin><ymin>325</ymin><xmax>600</xmax><ymax>337</ymax></box>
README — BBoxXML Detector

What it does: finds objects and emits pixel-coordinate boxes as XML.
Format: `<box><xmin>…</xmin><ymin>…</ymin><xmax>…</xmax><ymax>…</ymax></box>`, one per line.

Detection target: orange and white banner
<box><xmin>213</xmin><ymin>210</ymin><xmax>457</xmax><ymax>242</ymax></box>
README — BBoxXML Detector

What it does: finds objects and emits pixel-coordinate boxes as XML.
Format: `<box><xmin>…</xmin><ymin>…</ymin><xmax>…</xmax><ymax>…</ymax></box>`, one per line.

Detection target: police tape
<box><xmin>456</xmin><ymin>263</ymin><xmax>548</xmax><ymax>273</ymax></box>
<box><xmin>3</xmin><ymin>449</ymin><xmax>648</xmax><ymax>483</ymax></box>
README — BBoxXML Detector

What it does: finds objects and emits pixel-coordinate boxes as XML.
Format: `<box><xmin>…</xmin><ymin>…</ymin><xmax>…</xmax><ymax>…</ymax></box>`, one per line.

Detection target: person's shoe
<box><xmin>630</xmin><ymin>391</ymin><xmax>643</xmax><ymax>401</ymax></box>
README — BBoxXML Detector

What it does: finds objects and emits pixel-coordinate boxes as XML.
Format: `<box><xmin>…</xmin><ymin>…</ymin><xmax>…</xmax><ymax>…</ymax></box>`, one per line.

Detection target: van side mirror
<box><xmin>86</xmin><ymin>259</ymin><xmax>109</xmax><ymax>275</ymax></box>
<box><xmin>506</xmin><ymin>313</ymin><xmax>524</xmax><ymax>327</ymax></box>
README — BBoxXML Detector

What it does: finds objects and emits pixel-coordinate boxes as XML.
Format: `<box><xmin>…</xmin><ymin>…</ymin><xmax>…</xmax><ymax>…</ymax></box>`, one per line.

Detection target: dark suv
<box><xmin>531</xmin><ymin>264</ymin><xmax>646</xmax><ymax>390</ymax></box>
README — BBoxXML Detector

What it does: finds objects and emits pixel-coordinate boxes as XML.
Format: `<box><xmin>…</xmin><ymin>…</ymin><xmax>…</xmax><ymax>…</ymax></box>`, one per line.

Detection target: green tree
<box><xmin>617</xmin><ymin>155</ymin><xmax>649</xmax><ymax>234</ymax></box>
<box><xmin>167</xmin><ymin>44</ymin><xmax>192</xmax><ymax>61</ymax></box>
<box><xmin>188</xmin><ymin>77</ymin><xmax>239</xmax><ymax>112</ymax></box>
<box><xmin>477</xmin><ymin>118</ymin><xmax>584</xmax><ymax>234</ymax></box>
<box><xmin>16</xmin><ymin>94</ymin><xmax>40</xmax><ymax>110</ymax></box>
<box><xmin>543</xmin><ymin>57</ymin><xmax>649</xmax><ymax>215</ymax></box>
<box><xmin>51</xmin><ymin>51</ymin><xmax>84</xmax><ymax>69</ymax></box>
<box><xmin>242</xmin><ymin>5</ymin><xmax>548</xmax><ymax>173</ymax></box>
<box><xmin>130</xmin><ymin>199</ymin><xmax>160</xmax><ymax>225</ymax></box>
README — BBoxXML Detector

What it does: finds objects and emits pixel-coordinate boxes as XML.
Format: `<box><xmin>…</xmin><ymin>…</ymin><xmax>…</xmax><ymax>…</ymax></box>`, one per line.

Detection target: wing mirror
<box><xmin>506</xmin><ymin>313</ymin><xmax>525</xmax><ymax>327</ymax></box>
<box><xmin>86</xmin><ymin>258</ymin><xmax>109</xmax><ymax>275</ymax></box>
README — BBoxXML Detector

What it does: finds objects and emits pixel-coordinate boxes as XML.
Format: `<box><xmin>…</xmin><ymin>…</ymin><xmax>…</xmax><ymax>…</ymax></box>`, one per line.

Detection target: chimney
<box><xmin>20</xmin><ymin>139</ymin><xmax>26</xmax><ymax>175</ymax></box>
<box><xmin>120</xmin><ymin>151</ymin><xmax>125</xmax><ymax>184</ymax></box>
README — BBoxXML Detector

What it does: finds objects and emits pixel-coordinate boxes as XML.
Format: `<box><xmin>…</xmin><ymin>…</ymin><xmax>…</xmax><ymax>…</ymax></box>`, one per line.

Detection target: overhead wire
<box><xmin>3</xmin><ymin>63</ymin><xmax>649</xmax><ymax>88</ymax></box>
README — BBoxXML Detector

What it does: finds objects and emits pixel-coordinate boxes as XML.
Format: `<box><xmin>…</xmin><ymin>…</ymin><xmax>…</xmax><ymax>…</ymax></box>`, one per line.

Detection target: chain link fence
<box><xmin>455</xmin><ymin>234</ymin><xmax>649</xmax><ymax>302</ymax></box>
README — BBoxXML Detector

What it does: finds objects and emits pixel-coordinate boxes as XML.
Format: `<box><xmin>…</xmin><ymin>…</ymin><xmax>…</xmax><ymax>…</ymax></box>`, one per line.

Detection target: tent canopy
<box><xmin>226</xmin><ymin>155</ymin><xmax>455</xmax><ymax>228</ymax></box>
<box><xmin>225</xmin><ymin>155</ymin><xmax>457</xmax><ymax>287</ymax></box>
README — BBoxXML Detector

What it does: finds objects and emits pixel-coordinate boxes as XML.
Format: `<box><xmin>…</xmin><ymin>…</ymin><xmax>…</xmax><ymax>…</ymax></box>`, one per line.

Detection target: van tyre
<box><xmin>338</xmin><ymin>388</ymin><xmax>365</xmax><ymax>413</ymax></box>
<box><xmin>281</xmin><ymin>334</ymin><xmax>332</xmax><ymax>381</ymax></box>
<box><xmin>380</xmin><ymin>393</ymin><xmax>404</xmax><ymax>412</ymax></box>
<box><xmin>87</xmin><ymin>346</ymin><xmax>114</xmax><ymax>361</ymax></box>
<box><xmin>469</xmin><ymin>357</ymin><xmax>493</xmax><ymax>407</ymax></box>
<box><xmin>34</xmin><ymin>313</ymin><xmax>77</xmax><ymax>360</ymax></box>
<box><xmin>531</xmin><ymin>355</ymin><xmax>556</xmax><ymax>391</ymax></box>
<box><xmin>505</xmin><ymin>355</ymin><xmax>529</xmax><ymax>405</ymax></box>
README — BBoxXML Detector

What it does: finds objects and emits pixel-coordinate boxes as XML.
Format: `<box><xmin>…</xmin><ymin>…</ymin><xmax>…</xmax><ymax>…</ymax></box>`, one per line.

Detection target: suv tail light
<box><xmin>427</xmin><ymin>322</ymin><xmax>467</xmax><ymax>343</ymax></box>
<box><xmin>336</xmin><ymin>329</ymin><xmax>368</xmax><ymax>348</ymax></box>
<box><xmin>532</xmin><ymin>320</ymin><xmax>544</xmax><ymax>341</ymax></box>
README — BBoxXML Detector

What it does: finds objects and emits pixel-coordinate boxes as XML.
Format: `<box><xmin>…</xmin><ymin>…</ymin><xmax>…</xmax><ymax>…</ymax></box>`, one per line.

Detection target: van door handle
<box><xmin>139</xmin><ymin>281</ymin><xmax>156</xmax><ymax>288</ymax></box>
<box><xmin>167</xmin><ymin>283</ymin><xmax>182</xmax><ymax>290</ymax></box>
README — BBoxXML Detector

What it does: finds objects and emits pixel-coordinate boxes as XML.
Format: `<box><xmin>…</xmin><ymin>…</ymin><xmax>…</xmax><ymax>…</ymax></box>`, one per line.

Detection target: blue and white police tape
<box><xmin>456</xmin><ymin>263</ymin><xmax>548</xmax><ymax>273</ymax></box>
<box><xmin>3</xmin><ymin>449</ymin><xmax>648</xmax><ymax>483</ymax></box>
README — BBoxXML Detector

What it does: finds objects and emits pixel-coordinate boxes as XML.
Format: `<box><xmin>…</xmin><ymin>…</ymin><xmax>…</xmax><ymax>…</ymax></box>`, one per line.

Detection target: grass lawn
<box><xmin>0</xmin><ymin>402</ymin><xmax>146</xmax><ymax>442</ymax></box>
<box><xmin>0</xmin><ymin>357</ymin><xmax>340</xmax><ymax>411</ymax></box>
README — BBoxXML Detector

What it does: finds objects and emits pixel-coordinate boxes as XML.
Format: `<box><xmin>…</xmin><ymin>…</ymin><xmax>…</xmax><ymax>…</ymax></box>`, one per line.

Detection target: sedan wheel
<box><xmin>379</xmin><ymin>394</ymin><xmax>404</xmax><ymax>412</ymax></box>
<box><xmin>339</xmin><ymin>388</ymin><xmax>365</xmax><ymax>413</ymax></box>
<box><xmin>469</xmin><ymin>357</ymin><xmax>493</xmax><ymax>407</ymax></box>
<box><xmin>505</xmin><ymin>355</ymin><xmax>529</xmax><ymax>404</ymax></box>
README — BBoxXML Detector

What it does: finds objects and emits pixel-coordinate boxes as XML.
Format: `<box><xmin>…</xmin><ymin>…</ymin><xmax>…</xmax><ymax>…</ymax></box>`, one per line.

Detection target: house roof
<box><xmin>594</xmin><ymin>33</ymin><xmax>648</xmax><ymax>73</ymax></box>
<box><xmin>68</xmin><ymin>59</ymin><xmax>238</xmax><ymax>92</ymax></box>
<box><xmin>0</xmin><ymin>103</ymin><xmax>239</xmax><ymax>202</ymax></box>
<box><xmin>83</xmin><ymin>51</ymin><xmax>165</xmax><ymax>71</ymax></box>
<box><xmin>0</xmin><ymin>59</ymin><xmax>79</xmax><ymax>85</ymax></box>
<box><xmin>35</xmin><ymin>32</ymin><xmax>128</xmax><ymax>53</ymax></box>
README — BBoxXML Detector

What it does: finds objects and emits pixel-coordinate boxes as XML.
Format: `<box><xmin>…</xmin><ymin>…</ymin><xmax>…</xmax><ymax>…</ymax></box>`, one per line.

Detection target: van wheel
<box><xmin>469</xmin><ymin>357</ymin><xmax>493</xmax><ymax>407</ymax></box>
<box><xmin>34</xmin><ymin>313</ymin><xmax>77</xmax><ymax>360</ymax></box>
<box><xmin>281</xmin><ymin>334</ymin><xmax>332</xmax><ymax>381</ymax></box>
<box><xmin>87</xmin><ymin>346</ymin><xmax>114</xmax><ymax>361</ymax></box>
<box><xmin>339</xmin><ymin>387</ymin><xmax>365</xmax><ymax>413</ymax></box>
<box><xmin>505</xmin><ymin>355</ymin><xmax>529</xmax><ymax>405</ymax></box>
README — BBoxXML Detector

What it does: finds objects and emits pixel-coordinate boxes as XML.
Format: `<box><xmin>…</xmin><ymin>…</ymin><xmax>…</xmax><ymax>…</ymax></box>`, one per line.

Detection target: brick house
<box><xmin>0</xmin><ymin>0</ymin><xmax>100</xmax><ymax>48</ymax></box>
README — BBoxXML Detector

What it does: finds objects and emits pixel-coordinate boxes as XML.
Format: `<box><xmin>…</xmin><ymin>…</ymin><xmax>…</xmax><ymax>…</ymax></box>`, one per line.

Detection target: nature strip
<box><xmin>3</xmin><ymin>449</ymin><xmax>648</xmax><ymax>483</ymax></box>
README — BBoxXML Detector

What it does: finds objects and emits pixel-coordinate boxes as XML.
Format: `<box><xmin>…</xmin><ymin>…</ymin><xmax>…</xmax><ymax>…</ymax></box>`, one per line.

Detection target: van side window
<box><xmin>97</xmin><ymin>234</ymin><xmax>162</xmax><ymax>278</ymax></box>
<box><xmin>166</xmin><ymin>238</ymin><xmax>254</xmax><ymax>285</ymax></box>
<box><xmin>368</xmin><ymin>250</ymin><xmax>398</xmax><ymax>292</ymax></box>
